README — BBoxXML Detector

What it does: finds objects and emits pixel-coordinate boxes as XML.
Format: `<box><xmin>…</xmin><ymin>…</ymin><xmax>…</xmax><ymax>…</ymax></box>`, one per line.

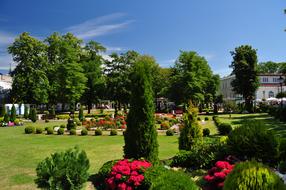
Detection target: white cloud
<box><xmin>106</xmin><ymin>46</ymin><xmax>124</xmax><ymax>52</ymax></box>
<box><xmin>158</xmin><ymin>59</ymin><xmax>176</xmax><ymax>67</ymax></box>
<box><xmin>0</xmin><ymin>31</ymin><xmax>15</xmax><ymax>46</ymax></box>
<box><xmin>66</xmin><ymin>13</ymin><xmax>134</xmax><ymax>39</ymax></box>
<box><xmin>213</xmin><ymin>67</ymin><xmax>232</xmax><ymax>77</ymax></box>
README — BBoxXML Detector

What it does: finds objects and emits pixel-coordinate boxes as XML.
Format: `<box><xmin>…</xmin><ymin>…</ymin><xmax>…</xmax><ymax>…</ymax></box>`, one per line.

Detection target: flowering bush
<box><xmin>203</xmin><ymin>161</ymin><xmax>234</xmax><ymax>189</ymax></box>
<box><xmin>105</xmin><ymin>159</ymin><xmax>152</xmax><ymax>190</ymax></box>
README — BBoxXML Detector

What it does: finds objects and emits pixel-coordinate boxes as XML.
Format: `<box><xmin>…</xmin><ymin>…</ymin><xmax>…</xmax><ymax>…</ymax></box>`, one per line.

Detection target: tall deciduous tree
<box><xmin>8</xmin><ymin>32</ymin><xmax>49</xmax><ymax>104</ymax></box>
<box><xmin>124</xmin><ymin>55</ymin><xmax>159</xmax><ymax>163</ymax></box>
<box><xmin>80</xmin><ymin>41</ymin><xmax>106</xmax><ymax>113</ymax></box>
<box><xmin>168</xmin><ymin>51</ymin><xmax>215</xmax><ymax>106</ymax></box>
<box><xmin>230</xmin><ymin>45</ymin><xmax>259</xmax><ymax>113</ymax></box>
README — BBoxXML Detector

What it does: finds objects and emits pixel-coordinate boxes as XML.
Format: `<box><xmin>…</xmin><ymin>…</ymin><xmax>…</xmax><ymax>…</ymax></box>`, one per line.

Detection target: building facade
<box><xmin>220</xmin><ymin>74</ymin><xmax>286</xmax><ymax>102</ymax></box>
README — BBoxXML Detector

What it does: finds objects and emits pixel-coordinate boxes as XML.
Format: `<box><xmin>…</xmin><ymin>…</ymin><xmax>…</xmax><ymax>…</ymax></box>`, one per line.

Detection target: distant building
<box><xmin>220</xmin><ymin>74</ymin><xmax>286</xmax><ymax>102</ymax></box>
<box><xmin>0</xmin><ymin>74</ymin><xmax>12</xmax><ymax>103</ymax></box>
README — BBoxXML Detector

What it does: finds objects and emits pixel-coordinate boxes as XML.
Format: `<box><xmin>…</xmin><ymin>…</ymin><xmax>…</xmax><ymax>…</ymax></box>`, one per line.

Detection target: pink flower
<box><xmin>115</xmin><ymin>173</ymin><xmax>122</xmax><ymax>180</ymax></box>
<box><xmin>214</xmin><ymin>172</ymin><xmax>226</xmax><ymax>179</ymax></box>
<box><xmin>118</xmin><ymin>182</ymin><xmax>127</xmax><ymax>190</ymax></box>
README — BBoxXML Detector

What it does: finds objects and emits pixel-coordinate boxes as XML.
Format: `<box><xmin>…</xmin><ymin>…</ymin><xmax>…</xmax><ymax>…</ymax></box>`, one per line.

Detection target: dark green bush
<box><xmin>35</xmin><ymin>146</ymin><xmax>90</xmax><ymax>190</ymax></box>
<box><xmin>203</xmin><ymin>128</ymin><xmax>210</xmax><ymax>137</ymax></box>
<box><xmin>45</xmin><ymin>119</ymin><xmax>49</xmax><ymax>123</ymax></box>
<box><xmin>44</xmin><ymin>126</ymin><xmax>49</xmax><ymax>131</ymax></box>
<box><xmin>46</xmin><ymin>127</ymin><xmax>54</xmax><ymax>135</ymax></box>
<box><xmin>4</xmin><ymin>113</ymin><xmax>9</xmax><ymax>123</ymax></box>
<box><xmin>171</xmin><ymin>142</ymin><xmax>223</xmax><ymax>169</ymax></box>
<box><xmin>224</xmin><ymin>161</ymin><xmax>286</xmax><ymax>190</ymax></box>
<box><xmin>227</xmin><ymin>120</ymin><xmax>280</xmax><ymax>164</ymax></box>
<box><xmin>67</xmin><ymin>119</ymin><xmax>76</xmax><ymax>130</ymax></box>
<box><xmin>36</xmin><ymin>127</ymin><xmax>43</xmax><ymax>134</ymax></box>
<box><xmin>145</xmin><ymin>166</ymin><xmax>199</xmax><ymax>190</ymax></box>
<box><xmin>70</xmin><ymin>129</ymin><xmax>76</xmax><ymax>135</ymax></box>
<box><xmin>29</xmin><ymin>108</ymin><xmax>37</xmax><ymax>123</ymax></box>
<box><xmin>57</xmin><ymin>128</ymin><xmax>64</xmax><ymax>135</ymax></box>
<box><xmin>166</xmin><ymin>129</ymin><xmax>174</xmax><ymax>136</ymax></box>
<box><xmin>25</xmin><ymin>126</ymin><xmax>35</xmax><ymax>134</ymax></box>
<box><xmin>10</xmin><ymin>104</ymin><xmax>16</xmax><ymax>122</ymax></box>
<box><xmin>94</xmin><ymin>129</ymin><xmax>102</xmax><ymax>136</ymax></box>
<box><xmin>218</xmin><ymin>123</ymin><xmax>232</xmax><ymax>135</ymax></box>
<box><xmin>60</xmin><ymin>124</ymin><xmax>65</xmax><ymax>128</ymax></box>
<box><xmin>81</xmin><ymin>129</ymin><xmax>88</xmax><ymax>136</ymax></box>
<box><xmin>197</xmin><ymin>117</ymin><xmax>201</xmax><ymax>121</ymax></box>
<box><xmin>278</xmin><ymin>161</ymin><xmax>286</xmax><ymax>174</ymax></box>
<box><xmin>204</xmin><ymin>117</ymin><xmax>209</xmax><ymax>121</ymax></box>
<box><xmin>94</xmin><ymin>160</ymin><xmax>118</xmax><ymax>190</ymax></box>
<box><xmin>110</xmin><ymin>129</ymin><xmax>117</xmax><ymax>136</ymax></box>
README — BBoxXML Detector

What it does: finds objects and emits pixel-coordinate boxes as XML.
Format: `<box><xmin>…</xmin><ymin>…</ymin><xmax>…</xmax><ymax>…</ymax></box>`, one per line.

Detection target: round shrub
<box><xmin>44</xmin><ymin>126</ymin><xmax>49</xmax><ymax>131</ymax></box>
<box><xmin>25</xmin><ymin>126</ymin><xmax>35</xmax><ymax>134</ymax></box>
<box><xmin>166</xmin><ymin>129</ymin><xmax>174</xmax><ymax>136</ymax></box>
<box><xmin>81</xmin><ymin>129</ymin><xmax>88</xmax><ymax>136</ymax></box>
<box><xmin>70</xmin><ymin>129</ymin><xmax>76</xmax><ymax>135</ymax></box>
<box><xmin>110</xmin><ymin>129</ymin><xmax>117</xmax><ymax>136</ymax></box>
<box><xmin>74</xmin><ymin>118</ymin><xmax>81</xmax><ymax>126</ymax></box>
<box><xmin>36</xmin><ymin>127</ymin><xmax>43</xmax><ymax>134</ymax></box>
<box><xmin>205</xmin><ymin>117</ymin><xmax>209</xmax><ymax>121</ymax></box>
<box><xmin>197</xmin><ymin>117</ymin><xmax>201</xmax><ymax>121</ymax></box>
<box><xmin>94</xmin><ymin>129</ymin><xmax>102</xmax><ymax>136</ymax></box>
<box><xmin>218</xmin><ymin>123</ymin><xmax>232</xmax><ymax>135</ymax></box>
<box><xmin>35</xmin><ymin>146</ymin><xmax>90</xmax><ymax>190</ymax></box>
<box><xmin>60</xmin><ymin>124</ymin><xmax>65</xmax><ymax>128</ymax></box>
<box><xmin>203</xmin><ymin>128</ymin><xmax>210</xmax><ymax>137</ymax></box>
<box><xmin>46</xmin><ymin>127</ymin><xmax>54</xmax><ymax>135</ymax></box>
<box><xmin>45</xmin><ymin>119</ymin><xmax>49</xmax><ymax>123</ymax></box>
<box><xmin>224</xmin><ymin>161</ymin><xmax>286</xmax><ymax>190</ymax></box>
<box><xmin>160</xmin><ymin>121</ymin><xmax>170</xmax><ymax>130</ymax></box>
<box><xmin>227</xmin><ymin>120</ymin><xmax>280</xmax><ymax>164</ymax></box>
<box><xmin>57</xmin><ymin>128</ymin><xmax>64</xmax><ymax>135</ymax></box>
<box><xmin>67</xmin><ymin>118</ymin><xmax>76</xmax><ymax>130</ymax></box>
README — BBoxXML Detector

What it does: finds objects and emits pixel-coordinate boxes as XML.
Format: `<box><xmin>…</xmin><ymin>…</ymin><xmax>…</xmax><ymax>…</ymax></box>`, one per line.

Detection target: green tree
<box><xmin>4</xmin><ymin>113</ymin><xmax>9</xmax><ymax>123</ymax></box>
<box><xmin>257</xmin><ymin>61</ymin><xmax>282</xmax><ymax>73</ymax></box>
<box><xmin>0</xmin><ymin>105</ymin><xmax>6</xmax><ymax>117</ymax></box>
<box><xmin>153</xmin><ymin>67</ymin><xmax>172</xmax><ymax>98</ymax></box>
<box><xmin>78</xmin><ymin>105</ymin><xmax>84</xmax><ymax>121</ymax></box>
<box><xmin>80</xmin><ymin>41</ymin><xmax>106</xmax><ymax>113</ymax></box>
<box><xmin>10</xmin><ymin>104</ymin><xmax>16</xmax><ymax>122</ymax></box>
<box><xmin>24</xmin><ymin>105</ymin><xmax>29</xmax><ymax>119</ymax></box>
<box><xmin>168</xmin><ymin>51</ymin><xmax>215</xmax><ymax>106</ymax></box>
<box><xmin>230</xmin><ymin>45</ymin><xmax>259</xmax><ymax>113</ymax></box>
<box><xmin>29</xmin><ymin>108</ymin><xmax>37</xmax><ymax>123</ymax></box>
<box><xmin>179</xmin><ymin>102</ymin><xmax>202</xmax><ymax>150</ymax></box>
<box><xmin>8</xmin><ymin>32</ymin><xmax>49</xmax><ymax>104</ymax></box>
<box><xmin>124</xmin><ymin>55</ymin><xmax>159</xmax><ymax>163</ymax></box>
<box><xmin>105</xmin><ymin>51</ymin><xmax>139</xmax><ymax>114</ymax></box>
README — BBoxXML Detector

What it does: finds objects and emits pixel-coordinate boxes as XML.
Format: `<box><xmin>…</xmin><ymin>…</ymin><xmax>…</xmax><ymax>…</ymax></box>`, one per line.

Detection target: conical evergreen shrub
<box><xmin>179</xmin><ymin>102</ymin><xmax>203</xmax><ymax>150</ymax></box>
<box><xmin>123</xmin><ymin>56</ymin><xmax>159</xmax><ymax>163</ymax></box>
<box><xmin>10</xmin><ymin>104</ymin><xmax>16</xmax><ymax>122</ymax></box>
<box><xmin>30</xmin><ymin>108</ymin><xmax>37</xmax><ymax>123</ymax></box>
<box><xmin>0</xmin><ymin>105</ymin><xmax>6</xmax><ymax>117</ymax></box>
<box><xmin>79</xmin><ymin>105</ymin><xmax>84</xmax><ymax>121</ymax></box>
<box><xmin>24</xmin><ymin>105</ymin><xmax>29</xmax><ymax>119</ymax></box>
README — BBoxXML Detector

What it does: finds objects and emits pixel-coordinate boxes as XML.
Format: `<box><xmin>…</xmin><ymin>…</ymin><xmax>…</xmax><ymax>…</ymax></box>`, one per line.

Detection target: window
<box><xmin>273</xmin><ymin>78</ymin><xmax>279</xmax><ymax>83</ymax></box>
<box><xmin>268</xmin><ymin>91</ymin><xmax>274</xmax><ymax>98</ymax></box>
<box><xmin>262</xmin><ymin>78</ymin><xmax>268</xmax><ymax>83</ymax></box>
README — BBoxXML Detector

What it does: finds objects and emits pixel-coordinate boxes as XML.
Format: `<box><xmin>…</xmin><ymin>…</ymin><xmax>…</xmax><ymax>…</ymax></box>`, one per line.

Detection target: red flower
<box><xmin>214</xmin><ymin>172</ymin><xmax>226</xmax><ymax>179</ymax></box>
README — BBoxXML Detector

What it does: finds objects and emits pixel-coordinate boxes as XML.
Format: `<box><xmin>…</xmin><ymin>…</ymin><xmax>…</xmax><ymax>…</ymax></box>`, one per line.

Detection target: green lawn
<box><xmin>0</xmin><ymin>120</ymin><xmax>179</xmax><ymax>190</ymax></box>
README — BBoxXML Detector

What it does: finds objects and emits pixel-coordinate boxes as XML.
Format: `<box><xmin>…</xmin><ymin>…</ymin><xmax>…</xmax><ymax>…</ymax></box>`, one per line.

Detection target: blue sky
<box><xmin>0</xmin><ymin>0</ymin><xmax>285</xmax><ymax>76</ymax></box>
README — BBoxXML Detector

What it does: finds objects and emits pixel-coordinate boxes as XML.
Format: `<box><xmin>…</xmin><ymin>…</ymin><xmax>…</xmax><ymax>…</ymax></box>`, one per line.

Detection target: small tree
<box><xmin>78</xmin><ymin>105</ymin><xmax>84</xmax><ymax>121</ymax></box>
<box><xmin>30</xmin><ymin>108</ymin><xmax>37</xmax><ymax>123</ymax></box>
<box><xmin>4</xmin><ymin>113</ymin><xmax>9</xmax><ymax>123</ymax></box>
<box><xmin>124</xmin><ymin>56</ymin><xmax>159</xmax><ymax>163</ymax></box>
<box><xmin>50</xmin><ymin>105</ymin><xmax>55</xmax><ymax>116</ymax></box>
<box><xmin>24</xmin><ymin>105</ymin><xmax>29</xmax><ymax>119</ymax></box>
<box><xmin>0</xmin><ymin>105</ymin><xmax>6</xmax><ymax>117</ymax></box>
<box><xmin>10</xmin><ymin>104</ymin><xmax>16</xmax><ymax>122</ymax></box>
<box><xmin>179</xmin><ymin>101</ymin><xmax>203</xmax><ymax>150</ymax></box>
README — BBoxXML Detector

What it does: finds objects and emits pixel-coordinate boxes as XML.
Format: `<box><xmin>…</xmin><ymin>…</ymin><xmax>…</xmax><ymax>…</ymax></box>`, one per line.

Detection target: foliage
<box><xmin>145</xmin><ymin>166</ymin><xmax>199</xmax><ymax>190</ymax></box>
<box><xmin>36</xmin><ymin>127</ymin><xmax>43</xmax><ymax>134</ymax></box>
<box><xmin>203</xmin><ymin>128</ymin><xmax>210</xmax><ymax>137</ymax></box>
<box><xmin>60</xmin><ymin>124</ymin><xmax>65</xmax><ymax>128</ymax></box>
<box><xmin>110</xmin><ymin>129</ymin><xmax>118</xmax><ymax>136</ymax></box>
<box><xmin>224</xmin><ymin>161</ymin><xmax>286</xmax><ymax>190</ymax></box>
<box><xmin>104</xmin><ymin>159</ymin><xmax>152</xmax><ymax>190</ymax></box>
<box><xmin>4</xmin><ymin>113</ymin><xmax>9</xmax><ymax>123</ymax></box>
<box><xmin>227</xmin><ymin>120</ymin><xmax>280</xmax><ymax>164</ymax></box>
<box><xmin>81</xmin><ymin>129</ymin><xmax>88</xmax><ymax>136</ymax></box>
<box><xmin>171</xmin><ymin>142</ymin><xmax>225</xmax><ymax>170</ymax></box>
<box><xmin>203</xmin><ymin>161</ymin><xmax>234</xmax><ymax>189</ymax></box>
<box><xmin>67</xmin><ymin>118</ymin><xmax>76</xmax><ymax>130</ymax></box>
<box><xmin>70</xmin><ymin>129</ymin><xmax>76</xmax><ymax>135</ymax></box>
<box><xmin>24</xmin><ymin>105</ymin><xmax>29</xmax><ymax>119</ymax></box>
<box><xmin>223</xmin><ymin>100</ymin><xmax>238</xmax><ymax>113</ymax></box>
<box><xmin>46</xmin><ymin>127</ymin><xmax>54</xmax><ymax>135</ymax></box>
<box><xmin>124</xmin><ymin>56</ymin><xmax>159</xmax><ymax>163</ymax></box>
<box><xmin>277</xmin><ymin>92</ymin><xmax>286</xmax><ymax>98</ymax></box>
<box><xmin>35</xmin><ymin>146</ymin><xmax>90</xmax><ymax>190</ymax></box>
<box><xmin>10</xmin><ymin>104</ymin><xmax>16</xmax><ymax>122</ymax></box>
<box><xmin>205</xmin><ymin>117</ymin><xmax>209</xmax><ymax>121</ymax></box>
<box><xmin>257</xmin><ymin>61</ymin><xmax>285</xmax><ymax>73</ymax></box>
<box><xmin>8</xmin><ymin>32</ymin><xmax>49</xmax><ymax>104</ymax></box>
<box><xmin>57</xmin><ymin>114</ymin><xmax>70</xmax><ymax>120</ymax></box>
<box><xmin>25</xmin><ymin>126</ymin><xmax>35</xmax><ymax>134</ymax></box>
<box><xmin>94</xmin><ymin>129</ymin><xmax>102</xmax><ymax>136</ymax></box>
<box><xmin>218</xmin><ymin>123</ymin><xmax>232</xmax><ymax>135</ymax></box>
<box><xmin>160</xmin><ymin>121</ymin><xmax>170</xmax><ymax>130</ymax></box>
<box><xmin>168</xmin><ymin>51</ymin><xmax>218</xmax><ymax>105</ymax></box>
<box><xmin>29</xmin><ymin>108</ymin><xmax>37</xmax><ymax>123</ymax></box>
<box><xmin>95</xmin><ymin>160</ymin><xmax>118</xmax><ymax>190</ymax></box>
<box><xmin>166</xmin><ymin>129</ymin><xmax>174</xmax><ymax>136</ymax></box>
<box><xmin>179</xmin><ymin>102</ymin><xmax>202</xmax><ymax>150</ymax></box>
<box><xmin>230</xmin><ymin>45</ymin><xmax>259</xmax><ymax>113</ymax></box>
<box><xmin>0</xmin><ymin>105</ymin><xmax>6</xmax><ymax>117</ymax></box>
<box><xmin>78</xmin><ymin>105</ymin><xmax>84</xmax><ymax>121</ymax></box>
<box><xmin>57</xmin><ymin>128</ymin><xmax>64</xmax><ymax>135</ymax></box>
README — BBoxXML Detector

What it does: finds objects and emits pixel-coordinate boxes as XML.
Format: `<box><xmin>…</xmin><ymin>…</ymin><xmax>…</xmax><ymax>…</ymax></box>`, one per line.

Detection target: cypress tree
<box><xmin>0</xmin><ymin>105</ymin><xmax>6</xmax><ymax>117</ymax></box>
<box><xmin>24</xmin><ymin>105</ymin><xmax>29</xmax><ymax>119</ymax></box>
<box><xmin>4</xmin><ymin>113</ymin><xmax>9</xmax><ymax>123</ymax></box>
<box><xmin>78</xmin><ymin>105</ymin><xmax>84</xmax><ymax>121</ymax></box>
<box><xmin>123</xmin><ymin>56</ymin><xmax>159</xmax><ymax>163</ymax></box>
<box><xmin>30</xmin><ymin>108</ymin><xmax>37</xmax><ymax>123</ymax></box>
<box><xmin>179</xmin><ymin>101</ymin><xmax>203</xmax><ymax>150</ymax></box>
<box><xmin>10</xmin><ymin>104</ymin><xmax>16</xmax><ymax>122</ymax></box>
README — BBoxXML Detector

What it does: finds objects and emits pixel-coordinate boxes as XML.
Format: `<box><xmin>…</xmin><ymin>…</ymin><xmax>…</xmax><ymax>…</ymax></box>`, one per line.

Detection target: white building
<box><xmin>220</xmin><ymin>74</ymin><xmax>286</xmax><ymax>102</ymax></box>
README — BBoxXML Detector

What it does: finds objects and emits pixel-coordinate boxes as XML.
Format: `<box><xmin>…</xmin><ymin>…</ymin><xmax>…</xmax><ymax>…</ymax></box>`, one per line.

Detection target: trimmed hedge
<box><xmin>57</xmin><ymin>128</ymin><xmax>64</xmax><ymax>135</ymax></box>
<box><xmin>70</xmin><ymin>129</ymin><xmax>76</xmax><ymax>135</ymax></box>
<box><xmin>46</xmin><ymin>127</ymin><xmax>54</xmax><ymax>135</ymax></box>
<box><xmin>81</xmin><ymin>129</ymin><xmax>88</xmax><ymax>136</ymax></box>
<box><xmin>25</xmin><ymin>126</ymin><xmax>35</xmax><ymax>134</ymax></box>
<box><xmin>94</xmin><ymin>129</ymin><xmax>102</xmax><ymax>136</ymax></box>
<box><xmin>110</xmin><ymin>129</ymin><xmax>117</xmax><ymax>136</ymax></box>
<box><xmin>36</xmin><ymin>127</ymin><xmax>43</xmax><ymax>134</ymax></box>
<box><xmin>218</xmin><ymin>123</ymin><xmax>232</xmax><ymax>135</ymax></box>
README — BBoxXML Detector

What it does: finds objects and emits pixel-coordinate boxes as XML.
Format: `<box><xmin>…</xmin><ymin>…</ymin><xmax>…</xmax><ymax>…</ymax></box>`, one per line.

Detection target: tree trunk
<box><xmin>87</xmin><ymin>103</ymin><xmax>92</xmax><ymax>114</ymax></box>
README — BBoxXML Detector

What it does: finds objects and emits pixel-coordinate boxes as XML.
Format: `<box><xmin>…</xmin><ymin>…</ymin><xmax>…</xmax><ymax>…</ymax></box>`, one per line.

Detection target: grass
<box><xmin>0</xmin><ymin>120</ymin><xmax>179</xmax><ymax>190</ymax></box>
